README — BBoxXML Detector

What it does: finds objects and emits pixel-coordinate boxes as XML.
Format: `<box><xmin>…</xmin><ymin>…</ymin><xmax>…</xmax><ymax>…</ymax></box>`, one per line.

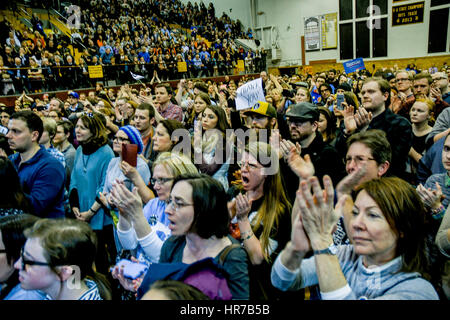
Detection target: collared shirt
<box><xmin>157</xmin><ymin>102</ymin><xmax>183</xmax><ymax>122</ymax></box>
<box><xmin>46</xmin><ymin>144</ymin><xmax>66</xmax><ymax>168</ymax></box>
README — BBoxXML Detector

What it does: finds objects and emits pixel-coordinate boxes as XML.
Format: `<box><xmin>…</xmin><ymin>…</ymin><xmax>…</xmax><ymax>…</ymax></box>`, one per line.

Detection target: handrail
<box><xmin>49</xmin><ymin>8</ymin><xmax>67</xmax><ymax>23</ymax></box>
<box><xmin>19</xmin><ymin>7</ymin><xmax>32</xmax><ymax>19</ymax></box>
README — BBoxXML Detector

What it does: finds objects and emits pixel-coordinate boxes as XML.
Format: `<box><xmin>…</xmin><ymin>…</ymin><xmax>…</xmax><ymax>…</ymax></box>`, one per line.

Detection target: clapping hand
<box><xmin>354</xmin><ymin>107</ymin><xmax>372</xmax><ymax>131</ymax></box>
<box><xmin>295</xmin><ymin>176</ymin><xmax>348</xmax><ymax>248</ymax></box>
<box><xmin>235</xmin><ymin>193</ymin><xmax>252</xmax><ymax>221</ymax></box>
<box><xmin>109</xmin><ymin>180</ymin><xmax>143</xmax><ymax>222</ymax></box>
<box><xmin>280</xmin><ymin>139</ymin><xmax>315</xmax><ymax>180</ymax></box>
<box><xmin>342</xmin><ymin>102</ymin><xmax>357</xmax><ymax>134</ymax></box>
<box><xmin>417</xmin><ymin>182</ymin><xmax>444</xmax><ymax>210</ymax></box>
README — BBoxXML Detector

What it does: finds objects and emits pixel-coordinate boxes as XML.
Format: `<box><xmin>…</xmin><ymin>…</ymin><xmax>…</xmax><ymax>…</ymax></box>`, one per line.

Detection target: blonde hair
<box><xmin>153</xmin><ymin>152</ymin><xmax>199</xmax><ymax>177</ymax></box>
<box><xmin>413</xmin><ymin>98</ymin><xmax>435</xmax><ymax>123</ymax></box>
<box><xmin>42</xmin><ymin>117</ymin><xmax>57</xmax><ymax>138</ymax></box>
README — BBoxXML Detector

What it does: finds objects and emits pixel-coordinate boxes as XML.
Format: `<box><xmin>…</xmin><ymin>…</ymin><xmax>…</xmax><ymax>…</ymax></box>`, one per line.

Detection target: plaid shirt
<box><xmin>158</xmin><ymin>102</ymin><xmax>183</xmax><ymax>122</ymax></box>
<box><xmin>46</xmin><ymin>145</ymin><xmax>66</xmax><ymax>168</ymax></box>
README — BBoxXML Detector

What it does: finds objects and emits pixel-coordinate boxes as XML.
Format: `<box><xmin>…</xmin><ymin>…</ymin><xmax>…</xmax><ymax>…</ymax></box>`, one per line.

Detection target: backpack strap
<box><xmin>218</xmin><ymin>243</ymin><xmax>241</xmax><ymax>265</ymax></box>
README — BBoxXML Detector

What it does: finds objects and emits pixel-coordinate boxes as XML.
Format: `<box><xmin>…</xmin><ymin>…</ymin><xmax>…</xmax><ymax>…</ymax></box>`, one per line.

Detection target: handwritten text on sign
<box><xmin>235</xmin><ymin>78</ymin><xmax>266</xmax><ymax>111</ymax></box>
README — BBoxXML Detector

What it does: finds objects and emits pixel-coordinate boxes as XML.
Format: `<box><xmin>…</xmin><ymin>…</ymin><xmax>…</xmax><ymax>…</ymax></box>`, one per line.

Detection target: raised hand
<box><xmin>342</xmin><ymin>102</ymin><xmax>357</xmax><ymax>134</ymax></box>
<box><xmin>120</xmin><ymin>160</ymin><xmax>140</xmax><ymax>182</ymax></box>
<box><xmin>109</xmin><ymin>180</ymin><xmax>143</xmax><ymax>221</ymax></box>
<box><xmin>354</xmin><ymin>107</ymin><xmax>372</xmax><ymax>131</ymax></box>
<box><xmin>285</xmin><ymin>144</ymin><xmax>315</xmax><ymax>180</ymax></box>
<box><xmin>235</xmin><ymin>193</ymin><xmax>252</xmax><ymax>221</ymax></box>
<box><xmin>335</xmin><ymin>164</ymin><xmax>367</xmax><ymax>197</ymax></box>
<box><xmin>296</xmin><ymin>176</ymin><xmax>344</xmax><ymax>248</ymax></box>
<box><xmin>417</xmin><ymin>182</ymin><xmax>444</xmax><ymax>210</ymax></box>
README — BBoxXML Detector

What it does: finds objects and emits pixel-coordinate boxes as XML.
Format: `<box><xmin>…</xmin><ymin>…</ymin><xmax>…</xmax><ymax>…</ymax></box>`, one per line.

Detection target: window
<box><xmin>339</xmin><ymin>0</ymin><xmax>353</xmax><ymax>21</ymax></box>
<box><xmin>431</xmin><ymin>0</ymin><xmax>450</xmax><ymax>7</ymax></box>
<box><xmin>428</xmin><ymin>8</ymin><xmax>449</xmax><ymax>53</ymax></box>
<box><xmin>339</xmin><ymin>23</ymin><xmax>353</xmax><ymax>59</ymax></box>
<box><xmin>339</xmin><ymin>0</ymin><xmax>388</xmax><ymax>60</ymax></box>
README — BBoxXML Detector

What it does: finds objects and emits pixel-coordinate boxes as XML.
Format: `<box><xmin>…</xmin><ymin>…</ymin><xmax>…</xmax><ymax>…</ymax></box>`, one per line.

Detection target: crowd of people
<box><xmin>0</xmin><ymin>0</ymin><xmax>265</xmax><ymax>95</ymax></box>
<box><xmin>0</xmin><ymin>59</ymin><xmax>449</xmax><ymax>301</ymax></box>
<box><xmin>0</xmin><ymin>0</ymin><xmax>450</xmax><ymax>303</ymax></box>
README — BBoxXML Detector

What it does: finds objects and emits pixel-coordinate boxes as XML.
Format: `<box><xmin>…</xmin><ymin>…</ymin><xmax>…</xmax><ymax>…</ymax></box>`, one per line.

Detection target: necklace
<box><xmin>82</xmin><ymin>154</ymin><xmax>90</xmax><ymax>173</ymax></box>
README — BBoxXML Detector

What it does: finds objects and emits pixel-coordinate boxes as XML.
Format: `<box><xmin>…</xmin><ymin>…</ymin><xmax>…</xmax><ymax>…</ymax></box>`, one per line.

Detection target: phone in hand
<box><xmin>122</xmin><ymin>144</ymin><xmax>138</xmax><ymax>167</ymax></box>
<box><xmin>336</xmin><ymin>94</ymin><xmax>345</xmax><ymax>110</ymax></box>
<box><xmin>114</xmin><ymin>259</ymin><xmax>148</xmax><ymax>280</ymax></box>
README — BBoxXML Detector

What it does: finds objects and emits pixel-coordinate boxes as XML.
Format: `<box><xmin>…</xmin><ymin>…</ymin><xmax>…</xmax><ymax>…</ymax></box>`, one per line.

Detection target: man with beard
<box><xmin>279</xmin><ymin>102</ymin><xmax>345</xmax><ymax>202</ymax></box>
<box><xmin>243</xmin><ymin>101</ymin><xmax>277</xmax><ymax>140</ymax></box>
<box><xmin>413</xmin><ymin>72</ymin><xmax>449</xmax><ymax>119</ymax></box>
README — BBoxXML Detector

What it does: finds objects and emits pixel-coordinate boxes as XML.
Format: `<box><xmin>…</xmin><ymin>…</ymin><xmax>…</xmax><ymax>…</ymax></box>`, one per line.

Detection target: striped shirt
<box><xmin>45</xmin><ymin>279</ymin><xmax>102</xmax><ymax>300</ymax></box>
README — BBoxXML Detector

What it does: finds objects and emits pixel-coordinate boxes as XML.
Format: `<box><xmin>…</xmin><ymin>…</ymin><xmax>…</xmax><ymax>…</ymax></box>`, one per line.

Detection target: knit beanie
<box><xmin>119</xmin><ymin>125</ymin><xmax>144</xmax><ymax>154</ymax></box>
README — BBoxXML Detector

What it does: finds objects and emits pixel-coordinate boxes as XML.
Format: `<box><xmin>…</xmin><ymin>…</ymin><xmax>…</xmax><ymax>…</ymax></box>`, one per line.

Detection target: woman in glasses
<box><xmin>109</xmin><ymin>152</ymin><xmax>198</xmax><ymax>268</ymax></box>
<box><xmin>14</xmin><ymin>219</ymin><xmax>112</xmax><ymax>300</ymax></box>
<box><xmin>1</xmin><ymin>214</ymin><xmax>41</xmax><ymax>300</ymax></box>
<box><xmin>229</xmin><ymin>141</ymin><xmax>292</xmax><ymax>300</ymax></box>
<box><xmin>69</xmin><ymin>114</ymin><xmax>115</xmax><ymax>274</ymax></box>
<box><xmin>157</xmin><ymin>173</ymin><xmax>249</xmax><ymax>299</ymax></box>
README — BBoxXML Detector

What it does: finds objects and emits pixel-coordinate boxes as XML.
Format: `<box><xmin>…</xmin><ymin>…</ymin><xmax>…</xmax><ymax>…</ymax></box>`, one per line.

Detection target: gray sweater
<box><xmin>271</xmin><ymin>245</ymin><xmax>439</xmax><ymax>300</ymax></box>
<box><xmin>427</xmin><ymin>107</ymin><xmax>450</xmax><ymax>144</ymax></box>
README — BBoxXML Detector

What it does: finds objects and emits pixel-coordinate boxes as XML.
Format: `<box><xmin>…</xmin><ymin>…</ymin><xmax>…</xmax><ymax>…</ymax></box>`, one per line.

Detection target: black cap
<box><xmin>285</xmin><ymin>102</ymin><xmax>319</xmax><ymax>122</ymax></box>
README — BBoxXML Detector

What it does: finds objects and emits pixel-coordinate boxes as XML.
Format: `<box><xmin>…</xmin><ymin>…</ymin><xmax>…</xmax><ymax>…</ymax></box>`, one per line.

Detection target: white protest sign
<box><xmin>235</xmin><ymin>78</ymin><xmax>266</xmax><ymax>110</ymax></box>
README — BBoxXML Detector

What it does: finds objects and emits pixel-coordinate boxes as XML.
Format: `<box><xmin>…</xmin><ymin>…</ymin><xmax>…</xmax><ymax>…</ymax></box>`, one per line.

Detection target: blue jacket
<box><xmin>9</xmin><ymin>146</ymin><xmax>66</xmax><ymax>218</ymax></box>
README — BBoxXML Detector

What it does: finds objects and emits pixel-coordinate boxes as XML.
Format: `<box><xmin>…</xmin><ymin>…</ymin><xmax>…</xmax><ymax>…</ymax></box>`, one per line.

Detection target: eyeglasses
<box><xmin>344</xmin><ymin>156</ymin><xmax>376</xmax><ymax>166</ymax></box>
<box><xmin>287</xmin><ymin>119</ymin><xmax>307</xmax><ymax>127</ymax></box>
<box><xmin>20</xmin><ymin>248</ymin><xmax>52</xmax><ymax>270</ymax></box>
<box><xmin>167</xmin><ymin>198</ymin><xmax>194</xmax><ymax>212</ymax></box>
<box><xmin>113</xmin><ymin>136</ymin><xmax>130</xmax><ymax>143</ymax></box>
<box><xmin>151</xmin><ymin>177</ymin><xmax>174</xmax><ymax>185</ymax></box>
<box><xmin>237</xmin><ymin>160</ymin><xmax>260</xmax><ymax>170</ymax></box>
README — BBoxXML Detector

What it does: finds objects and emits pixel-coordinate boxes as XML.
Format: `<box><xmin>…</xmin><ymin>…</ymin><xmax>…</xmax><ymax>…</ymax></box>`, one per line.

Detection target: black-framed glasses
<box><xmin>113</xmin><ymin>136</ymin><xmax>130</xmax><ymax>143</ymax></box>
<box><xmin>167</xmin><ymin>198</ymin><xmax>194</xmax><ymax>212</ymax></box>
<box><xmin>20</xmin><ymin>248</ymin><xmax>52</xmax><ymax>270</ymax></box>
<box><xmin>343</xmin><ymin>156</ymin><xmax>376</xmax><ymax>166</ymax></box>
<box><xmin>151</xmin><ymin>177</ymin><xmax>174</xmax><ymax>185</ymax></box>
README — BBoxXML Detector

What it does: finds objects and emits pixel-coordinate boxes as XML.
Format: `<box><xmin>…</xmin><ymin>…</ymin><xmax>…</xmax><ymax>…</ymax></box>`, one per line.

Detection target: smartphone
<box><xmin>114</xmin><ymin>259</ymin><xmax>148</xmax><ymax>280</ymax></box>
<box><xmin>122</xmin><ymin>144</ymin><xmax>138</xmax><ymax>167</ymax></box>
<box><xmin>336</xmin><ymin>94</ymin><xmax>345</xmax><ymax>110</ymax></box>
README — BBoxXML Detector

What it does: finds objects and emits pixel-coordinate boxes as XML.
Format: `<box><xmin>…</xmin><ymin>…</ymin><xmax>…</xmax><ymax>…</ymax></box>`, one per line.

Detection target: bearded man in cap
<box><xmin>279</xmin><ymin>102</ymin><xmax>345</xmax><ymax>202</ymax></box>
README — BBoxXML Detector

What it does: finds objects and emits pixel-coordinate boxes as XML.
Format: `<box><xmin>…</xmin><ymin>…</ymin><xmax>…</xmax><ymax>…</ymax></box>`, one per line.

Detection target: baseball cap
<box><xmin>285</xmin><ymin>102</ymin><xmax>319</xmax><ymax>122</ymax></box>
<box><xmin>244</xmin><ymin>101</ymin><xmax>277</xmax><ymax>118</ymax></box>
<box><xmin>68</xmin><ymin>92</ymin><xmax>80</xmax><ymax>99</ymax></box>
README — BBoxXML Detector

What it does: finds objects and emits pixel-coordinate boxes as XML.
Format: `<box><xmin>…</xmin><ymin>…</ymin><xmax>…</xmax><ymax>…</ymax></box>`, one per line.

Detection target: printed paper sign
<box><xmin>343</xmin><ymin>58</ymin><xmax>366</xmax><ymax>74</ymax></box>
